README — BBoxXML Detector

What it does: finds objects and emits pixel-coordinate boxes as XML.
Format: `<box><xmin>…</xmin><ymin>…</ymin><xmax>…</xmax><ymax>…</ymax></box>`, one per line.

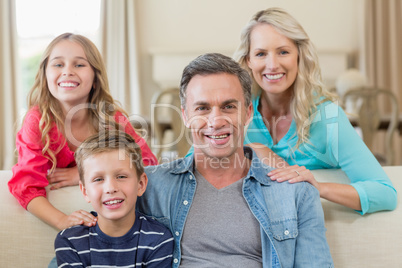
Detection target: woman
<box><xmin>234</xmin><ymin>7</ymin><xmax>396</xmax><ymax>214</ymax></box>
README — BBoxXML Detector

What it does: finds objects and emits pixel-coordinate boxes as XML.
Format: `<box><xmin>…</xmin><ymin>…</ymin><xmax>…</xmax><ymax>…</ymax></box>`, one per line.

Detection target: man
<box><xmin>138</xmin><ymin>53</ymin><xmax>333</xmax><ymax>267</ymax></box>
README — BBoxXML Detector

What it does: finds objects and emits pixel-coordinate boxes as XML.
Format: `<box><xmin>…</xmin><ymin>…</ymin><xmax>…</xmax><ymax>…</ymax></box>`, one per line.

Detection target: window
<box><xmin>15</xmin><ymin>0</ymin><xmax>101</xmax><ymax>114</ymax></box>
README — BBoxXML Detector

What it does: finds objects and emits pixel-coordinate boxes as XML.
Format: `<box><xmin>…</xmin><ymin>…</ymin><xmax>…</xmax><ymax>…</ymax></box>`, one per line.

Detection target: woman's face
<box><xmin>247</xmin><ymin>23</ymin><xmax>299</xmax><ymax>96</ymax></box>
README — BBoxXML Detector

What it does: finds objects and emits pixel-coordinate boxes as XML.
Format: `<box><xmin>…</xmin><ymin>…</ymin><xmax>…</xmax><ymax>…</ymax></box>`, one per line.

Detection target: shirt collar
<box><xmin>170</xmin><ymin>146</ymin><xmax>276</xmax><ymax>186</ymax></box>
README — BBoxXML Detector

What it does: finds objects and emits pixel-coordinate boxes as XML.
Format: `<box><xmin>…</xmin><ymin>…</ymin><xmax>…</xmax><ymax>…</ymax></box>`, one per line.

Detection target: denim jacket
<box><xmin>138</xmin><ymin>147</ymin><xmax>333</xmax><ymax>268</ymax></box>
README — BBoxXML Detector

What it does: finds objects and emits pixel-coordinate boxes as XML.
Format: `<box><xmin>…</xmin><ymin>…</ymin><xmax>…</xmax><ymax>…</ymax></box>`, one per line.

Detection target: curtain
<box><xmin>364</xmin><ymin>0</ymin><xmax>402</xmax><ymax>95</ymax></box>
<box><xmin>364</xmin><ymin>0</ymin><xmax>402</xmax><ymax>164</ymax></box>
<box><xmin>100</xmin><ymin>0</ymin><xmax>141</xmax><ymax>116</ymax></box>
<box><xmin>0</xmin><ymin>0</ymin><xmax>18</xmax><ymax>169</ymax></box>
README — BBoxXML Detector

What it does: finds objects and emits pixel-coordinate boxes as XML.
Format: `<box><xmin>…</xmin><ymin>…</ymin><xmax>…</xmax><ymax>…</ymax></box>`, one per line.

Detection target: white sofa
<box><xmin>1</xmin><ymin>167</ymin><xmax>401</xmax><ymax>267</ymax></box>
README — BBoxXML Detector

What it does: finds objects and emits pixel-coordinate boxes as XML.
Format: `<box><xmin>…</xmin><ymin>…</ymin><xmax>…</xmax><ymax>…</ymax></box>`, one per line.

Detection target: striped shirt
<box><xmin>55</xmin><ymin>211</ymin><xmax>173</xmax><ymax>267</ymax></box>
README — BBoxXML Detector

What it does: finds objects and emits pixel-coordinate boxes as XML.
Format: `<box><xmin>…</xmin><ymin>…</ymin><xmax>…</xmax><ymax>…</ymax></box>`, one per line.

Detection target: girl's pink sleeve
<box><xmin>114</xmin><ymin>112</ymin><xmax>158</xmax><ymax>166</ymax></box>
<box><xmin>8</xmin><ymin>110</ymin><xmax>52</xmax><ymax>209</ymax></box>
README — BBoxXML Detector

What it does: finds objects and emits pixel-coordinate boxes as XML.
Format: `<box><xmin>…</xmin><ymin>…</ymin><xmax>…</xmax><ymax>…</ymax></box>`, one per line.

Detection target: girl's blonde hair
<box><xmin>234</xmin><ymin>7</ymin><xmax>337</xmax><ymax>148</ymax></box>
<box><xmin>27</xmin><ymin>32</ymin><xmax>125</xmax><ymax>172</ymax></box>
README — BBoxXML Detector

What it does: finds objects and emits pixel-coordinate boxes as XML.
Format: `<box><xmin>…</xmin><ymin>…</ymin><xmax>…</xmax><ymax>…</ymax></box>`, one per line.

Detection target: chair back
<box><xmin>342</xmin><ymin>86</ymin><xmax>399</xmax><ymax>165</ymax></box>
<box><xmin>151</xmin><ymin>88</ymin><xmax>191</xmax><ymax>161</ymax></box>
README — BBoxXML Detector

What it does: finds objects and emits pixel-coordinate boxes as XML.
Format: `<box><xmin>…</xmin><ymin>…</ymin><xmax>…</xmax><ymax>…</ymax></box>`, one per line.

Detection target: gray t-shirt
<box><xmin>179</xmin><ymin>169</ymin><xmax>263</xmax><ymax>267</ymax></box>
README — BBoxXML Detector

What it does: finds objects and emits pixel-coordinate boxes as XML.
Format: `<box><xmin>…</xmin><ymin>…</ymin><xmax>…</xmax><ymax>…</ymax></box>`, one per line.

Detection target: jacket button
<box><xmin>174</xmin><ymin>258</ymin><xmax>179</xmax><ymax>263</ymax></box>
<box><xmin>175</xmin><ymin>231</ymin><xmax>180</xmax><ymax>236</ymax></box>
<box><xmin>284</xmin><ymin>230</ymin><xmax>289</xmax><ymax>235</ymax></box>
<box><xmin>183</xmin><ymin>200</ymin><xmax>189</xmax><ymax>205</ymax></box>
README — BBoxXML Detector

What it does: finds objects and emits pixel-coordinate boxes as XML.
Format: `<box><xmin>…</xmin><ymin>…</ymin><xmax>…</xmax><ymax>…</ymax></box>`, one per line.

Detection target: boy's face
<box><xmin>79</xmin><ymin>150</ymin><xmax>147</xmax><ymax>227</ymax></box>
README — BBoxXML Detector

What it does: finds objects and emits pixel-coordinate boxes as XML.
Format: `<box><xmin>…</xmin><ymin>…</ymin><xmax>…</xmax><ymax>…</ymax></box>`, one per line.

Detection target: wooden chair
<box><xmin>342</xmin><ymin>86</ymin><xmax>399</xmax><ymax>165</ymax></box>
<box><xmin>151</xmin><ymin>88</ymin><xmax>191</xmax><ymax>161</ymax></box>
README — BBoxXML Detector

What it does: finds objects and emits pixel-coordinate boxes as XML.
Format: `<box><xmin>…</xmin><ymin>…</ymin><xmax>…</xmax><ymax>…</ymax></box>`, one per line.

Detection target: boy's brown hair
<box><xmin>75</xmin><ymin>130</ymin><xmax>144</xmax><ymax>184</ymax></box>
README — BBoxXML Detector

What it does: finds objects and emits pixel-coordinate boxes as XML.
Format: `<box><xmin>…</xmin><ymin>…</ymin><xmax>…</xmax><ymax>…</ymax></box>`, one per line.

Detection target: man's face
<box><xmin>182</xmin><ymin>73</ymin><xmax>252</xmax><ymax>160</ymax></box>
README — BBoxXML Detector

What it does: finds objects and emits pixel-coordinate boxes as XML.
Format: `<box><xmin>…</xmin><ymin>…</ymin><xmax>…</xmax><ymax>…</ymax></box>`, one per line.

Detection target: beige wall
<box><xmin>135</xmin><ymin>0</ymin><xmax>363</xmax><ymax>116</ymax></box>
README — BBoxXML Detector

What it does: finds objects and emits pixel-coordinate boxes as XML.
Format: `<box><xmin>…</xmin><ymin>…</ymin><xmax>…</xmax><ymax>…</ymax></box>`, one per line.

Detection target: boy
<box><xmin>54</xmin><ymin>130</ymin><xmax>173</xmax><ymax>267</ymax></box>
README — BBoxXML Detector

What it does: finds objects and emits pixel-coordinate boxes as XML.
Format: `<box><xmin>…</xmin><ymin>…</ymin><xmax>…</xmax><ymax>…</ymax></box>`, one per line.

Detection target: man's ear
<box><xmin>79</xmin><ymin>181</ymin><xmax>91</xmax><ymax>203</ymax></box>
<box><xmin>137</xmin><ymin>173</ymin><xmax>148</xmax><ymax>197</ymax></box>
<box><xmin>181</xmin><ymin>106</ymin><xmax>190</xmax><ymax>128</ymax></box>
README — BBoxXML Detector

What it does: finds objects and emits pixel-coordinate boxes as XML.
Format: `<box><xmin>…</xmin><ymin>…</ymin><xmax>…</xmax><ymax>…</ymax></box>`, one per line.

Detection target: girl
<box><xmin>8</xmin><ymin>33</ymin><xmax>157</xmax><ymax>230</ymax></box>
<box><xmin>234</xmin><ymin>8</ymin><xmax>396</xmax><ymax>214</ymax></box>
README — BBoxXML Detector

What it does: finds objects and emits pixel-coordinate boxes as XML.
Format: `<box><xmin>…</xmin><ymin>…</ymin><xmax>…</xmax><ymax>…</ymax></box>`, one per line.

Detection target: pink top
<box><xmin>9</xmin><ymin>107</ymin><xmax>157</xmax><ymax>209</ymax></box>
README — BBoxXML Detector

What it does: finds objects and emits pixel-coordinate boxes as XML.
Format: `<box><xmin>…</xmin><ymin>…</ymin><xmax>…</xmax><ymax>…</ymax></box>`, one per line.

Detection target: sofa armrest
<box><xmin>0</xmin><ymin>171</ymin><xmax>91</xmax><ymax>267</ymax></box>
<box><xmin>313</xmin><ymin>167</ymin><xmax>401</xmax><ymax>268</ymax></box>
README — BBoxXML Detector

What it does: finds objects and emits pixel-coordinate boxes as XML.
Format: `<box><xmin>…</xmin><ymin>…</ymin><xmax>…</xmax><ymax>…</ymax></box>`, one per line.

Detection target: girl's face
<box><xmin>247</xmin><ymin>23</ymin><xmax>299</xmax><ymax>96</ymax></box>
<box><xmin>46</xmin><ymin>39</ymin><xmax>95</xmax><ymax>110</ymax></box>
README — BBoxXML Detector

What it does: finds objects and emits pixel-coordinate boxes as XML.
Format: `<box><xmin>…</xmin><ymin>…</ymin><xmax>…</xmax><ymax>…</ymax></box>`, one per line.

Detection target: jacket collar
<box><xmin>169</xmin><ymin>153</ymin><xmax>195</xmax><ymax>175</ymax></box>
<box><xmin>245</xmin><ymin>147</ymin><xmax>275</xmax><ymax>186</ymax></box>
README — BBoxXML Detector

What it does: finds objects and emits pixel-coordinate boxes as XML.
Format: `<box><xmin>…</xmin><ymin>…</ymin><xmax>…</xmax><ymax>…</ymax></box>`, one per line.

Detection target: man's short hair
<box><xmin>75</xmin><ymin>130</ymin><xmax>144</xmax><ymax>184</ymax></box>
<box><xmin>179</xmin><ymin>53</ymin><xmax>252</xmax><ymax>110</ymax></box>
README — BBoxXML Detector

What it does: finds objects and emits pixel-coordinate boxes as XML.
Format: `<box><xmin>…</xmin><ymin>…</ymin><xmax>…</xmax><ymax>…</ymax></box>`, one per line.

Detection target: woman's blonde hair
<box><xmin>234</xmin><ymin>7</ymin><xmax>337</xmax><ymax>148</ymax></box>
<box><xmin>27</xmin><ymin>32</ymin><xmax>125</xmax><ymax>172</ymax></box>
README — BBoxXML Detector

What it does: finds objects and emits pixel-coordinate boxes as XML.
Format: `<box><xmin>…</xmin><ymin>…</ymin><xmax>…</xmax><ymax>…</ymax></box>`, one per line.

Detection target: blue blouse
<box><xmin>245</xmin><ymin>93</ymin><xmax>397</xmax><ymax>214</ymax></box>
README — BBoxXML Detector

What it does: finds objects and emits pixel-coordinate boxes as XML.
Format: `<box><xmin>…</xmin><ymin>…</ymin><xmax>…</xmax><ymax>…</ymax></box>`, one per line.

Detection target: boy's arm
<box><xmin>294</xmin><ymin>183</ymin><xmax>334</xmax><ymax>267</ymax></box>
<box><xmin>54</xmin><ymin>231</ymin><xmax>83</xmax><ymax>267</ymax></box>
<box><xmin>144</xmin><ymin>230</ymin><xmax>174</xmax><ymax>268</ymax></box>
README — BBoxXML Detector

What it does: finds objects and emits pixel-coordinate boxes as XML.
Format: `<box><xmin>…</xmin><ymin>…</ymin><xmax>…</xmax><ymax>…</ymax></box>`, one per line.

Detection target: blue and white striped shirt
<box><xmin>55</xmin><ymin>211</ymin><xmax>173</xmax><ymax>267</ymax></box>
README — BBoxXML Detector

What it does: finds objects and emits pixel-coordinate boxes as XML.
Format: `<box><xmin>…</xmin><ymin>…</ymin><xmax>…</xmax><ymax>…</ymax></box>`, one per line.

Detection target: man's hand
<box><xmin>48</xmin><ymin>166</ymin><xmax>80</xmax><ymax>190</ymax></box>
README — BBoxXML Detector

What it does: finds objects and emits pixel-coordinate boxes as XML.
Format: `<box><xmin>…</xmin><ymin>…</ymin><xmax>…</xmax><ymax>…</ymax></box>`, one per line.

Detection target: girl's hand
<box><xmin>48</xmin><ymin>166</ymin><xmax>80</xmax><ymax>190</ymax></box>
<box><xmin>58</xmin><ymin>210</ymin><xmax>97</xmax><ymax>230</ymax></box>
<box><xmin>268</xmin><ymin>165</ymin><xmax>320</xmax><ymax>192</ymax></box>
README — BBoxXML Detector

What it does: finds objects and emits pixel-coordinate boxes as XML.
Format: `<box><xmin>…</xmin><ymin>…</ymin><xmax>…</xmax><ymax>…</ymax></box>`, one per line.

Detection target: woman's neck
<box><xmin>259</xmin><ymin>90</ymin><xmax>292</xmax><ymax>118</ymax></box>
<box><xmin>258</xmin><ymin>90</ymin><xmax>293</xmax><ymax>144</ymax></box>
